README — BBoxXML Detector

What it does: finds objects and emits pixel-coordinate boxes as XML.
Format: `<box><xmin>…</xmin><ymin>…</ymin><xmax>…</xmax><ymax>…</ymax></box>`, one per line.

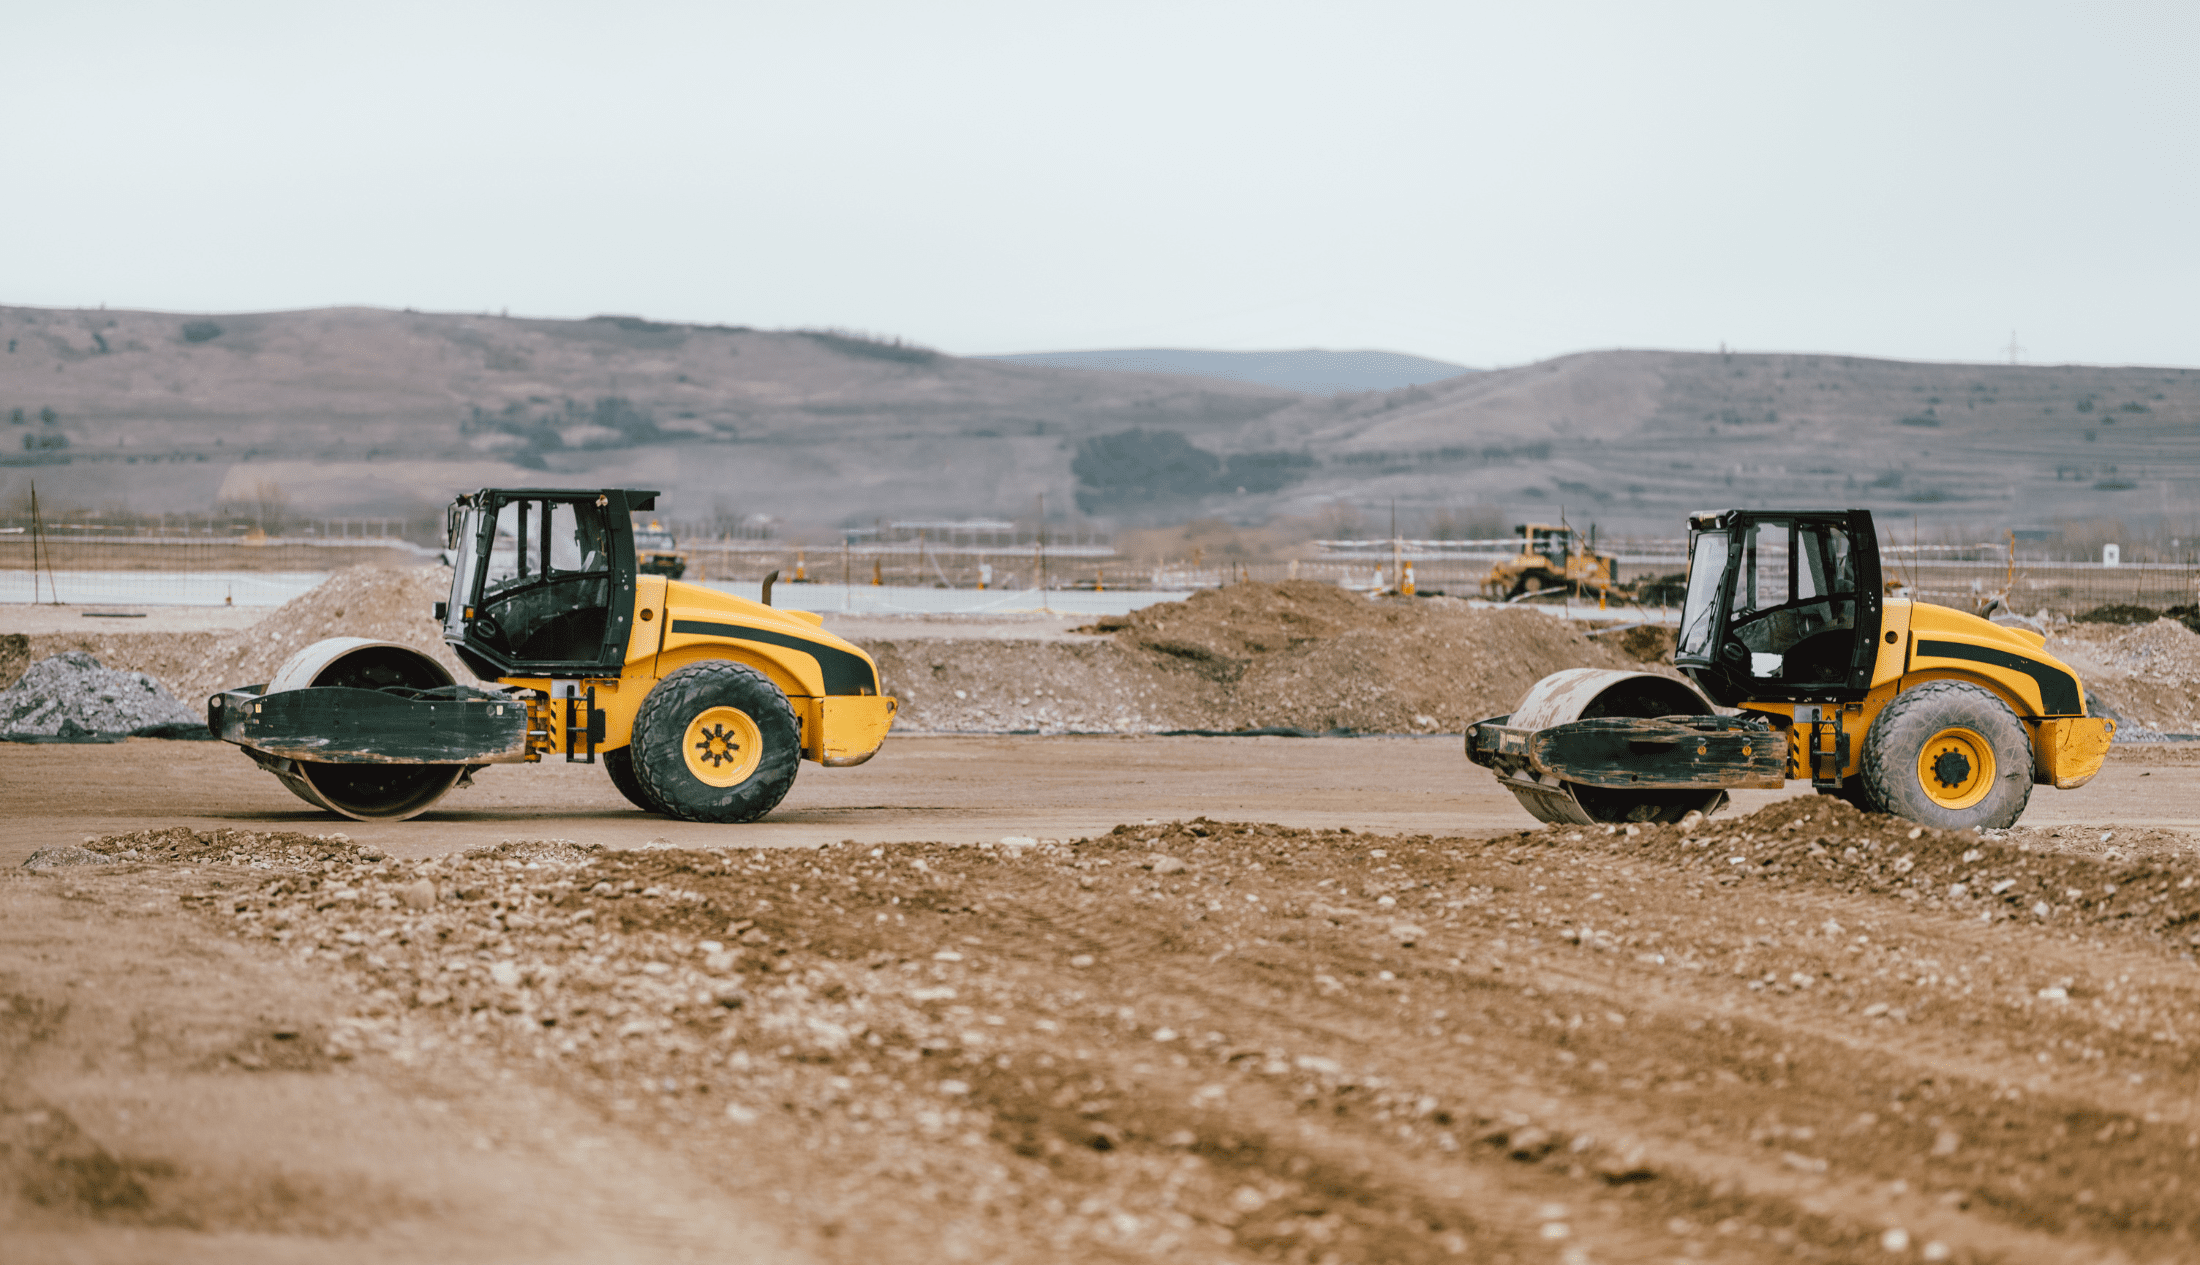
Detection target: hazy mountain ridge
<box><xmin>981</xmin><ymin>348</ymin><xmax>1474</xmax><ymax>395</ymax></box>
<box><xmin>3</xmin><ymin>305</ymin><xmax>2194</xmax><ymax>537</ymax></box>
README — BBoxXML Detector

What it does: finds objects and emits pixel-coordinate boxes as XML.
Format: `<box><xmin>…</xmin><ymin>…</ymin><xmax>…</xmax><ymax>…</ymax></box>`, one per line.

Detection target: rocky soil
<box><xmin>19</xmin><ymin>794</ymin><xmax>2197</xmax><ymax>1263</ymax></box>
<box><xmin>0</xmin><ymin>650</ymin><xmax>205</xmax><ymax>739</ymax></box>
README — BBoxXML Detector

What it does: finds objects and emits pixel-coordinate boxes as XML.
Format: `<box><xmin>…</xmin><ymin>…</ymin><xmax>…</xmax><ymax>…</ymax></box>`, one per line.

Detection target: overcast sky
<box><xmin>9</xmin><ymin>1</ymin><xmax>2196</xmax><ymax>367</ymax></box>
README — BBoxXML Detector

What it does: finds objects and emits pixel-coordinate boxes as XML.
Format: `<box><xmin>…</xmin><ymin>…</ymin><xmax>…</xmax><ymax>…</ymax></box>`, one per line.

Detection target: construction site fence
<box><xmin>5</xmin><ymin>534</ymin><xmax>2196</xmax><ymax>619</ymax></box>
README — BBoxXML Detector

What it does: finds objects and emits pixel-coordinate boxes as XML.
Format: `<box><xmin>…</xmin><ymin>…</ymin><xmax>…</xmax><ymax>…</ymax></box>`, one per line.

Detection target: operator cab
<box><xmin>437</xmin><ymin>488</ymin><xmax>657</xmax><ymax>681</ymax></box>
<box><xmin>1520</xmin><ymin>524</ymin><xmax>1572</xmax><ymax>570</ymax></box>
<box><xmin>1672</xmin><ymin>509</ymin><xmax>1884</xmax><ymax>707</ymax></box>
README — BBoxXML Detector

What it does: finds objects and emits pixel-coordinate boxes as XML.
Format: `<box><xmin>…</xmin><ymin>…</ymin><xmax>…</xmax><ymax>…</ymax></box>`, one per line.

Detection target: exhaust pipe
<box><xmin>761</xmin><ymin>569</ymin><xmax>780</xmax><ymax>606</ymax></box>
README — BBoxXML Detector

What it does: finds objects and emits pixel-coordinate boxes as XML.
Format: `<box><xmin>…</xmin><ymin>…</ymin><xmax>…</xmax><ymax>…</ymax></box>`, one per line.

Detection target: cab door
<box><xmin>1726</xmin><ymin>513</ymin><xmax>1882</xmax><ymax>700</ymax></box>
<box><xmin>461</xmin><ymin>493</ymin><xmax>633</xmax><ymax>676</ymax></box>
<box><xmin>1677</xmin><ymin>510</ymin><xmax>1881</xmax><ymax>705</ymax></box>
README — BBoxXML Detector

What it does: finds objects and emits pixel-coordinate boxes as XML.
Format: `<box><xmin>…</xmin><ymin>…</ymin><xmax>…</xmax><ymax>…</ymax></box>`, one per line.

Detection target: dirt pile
<box><xmin>0</xmin><ymin>651</ymin><xmax>206</xmax><ymax>740</ymax></box>
<box><xmin>168</xmin><ymin>565</ymin><xmax>467</xmax><ymax>701</ymax></box>
<box><xmin>85</xmin><ymin>791</ymin><xmax>2200</xmax><ymax>1264</ymax></box>
<box><xmin>1557</xmin><ymin>794</ymin><xmax>2200</xmax><ymax>945</ymax></box>
<box><xmin>2047</xmin><ymin>618</ymin><xmax>2200</xmax><ymax>737</ymax></box>
<box><xmin>877</xmin><ymin>583</ymin><xmax>1664</xmax><ymax>733</ymax></box>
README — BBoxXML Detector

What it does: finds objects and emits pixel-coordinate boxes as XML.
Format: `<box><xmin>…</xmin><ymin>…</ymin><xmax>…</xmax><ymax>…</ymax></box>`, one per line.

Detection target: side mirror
<box><xmin>434</xmin><ymin>602</ymin><xmax>448</xmax><ymax>622</ymax></box>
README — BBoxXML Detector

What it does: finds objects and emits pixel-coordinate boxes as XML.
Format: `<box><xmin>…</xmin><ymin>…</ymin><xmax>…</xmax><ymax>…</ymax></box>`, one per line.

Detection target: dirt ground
<box><xmin>6</xmin><ymin>739</ymin><xmax>2199</xmax><ymax>1263</ymax></box>
<box><xmin>9</xmin><ymin>584</ymin><xmax>2200</xmax><ymax>1262</ymax></box>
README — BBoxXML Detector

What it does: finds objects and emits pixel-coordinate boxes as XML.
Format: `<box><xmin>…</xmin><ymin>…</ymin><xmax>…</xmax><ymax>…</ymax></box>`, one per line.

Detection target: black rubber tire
<box><xmin>601</xmin><ymin>746</ymin><xmax>663</xmax><ymax>814</ymax></box>
<box><xmin>630</xmin><ymin>661</ymin><xmax>801</xmax><ymax>823</ymax></box>
<box><xmin>1860</xmin><ymin>681</ymin><xmax>2033</xmax><ymax>830</ymax></box>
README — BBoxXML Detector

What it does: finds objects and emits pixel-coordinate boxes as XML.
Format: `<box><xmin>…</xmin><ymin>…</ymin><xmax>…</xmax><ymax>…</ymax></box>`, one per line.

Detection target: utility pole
<box><xmin>28</xmin><ymin>480</ymin><xmax>45</xmax><ymax>604</ymax></box>
<box><xmin>2004</xmin><ymin>331</ymin><xmax>2024</xmax><ymax>365</ymax></box>
<box><xmin>1390</xmin><ymin>499</ymin><xmax>1400</xmax><ymax>594</ymax></box>
<box><xmin>1036</xmin><ymin>492</ymin><xmax>1048</xmax><ymax>611</ymax></box>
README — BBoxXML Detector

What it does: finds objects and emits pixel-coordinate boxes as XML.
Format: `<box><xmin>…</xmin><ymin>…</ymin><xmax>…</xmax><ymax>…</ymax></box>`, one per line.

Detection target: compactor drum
<box><xmin>1469</xmin><ymin>509</ymin><xmax>2114</xmax><ymax>831</ymax></box>
<box><xmin>210</xmin><ymin>488</ymin><xmax>897</xmax><ymax>822</ymax></box>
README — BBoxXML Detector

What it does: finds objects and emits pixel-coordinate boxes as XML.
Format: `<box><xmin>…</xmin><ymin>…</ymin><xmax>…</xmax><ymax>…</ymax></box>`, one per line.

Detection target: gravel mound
<box><xmin>876</xmin><ymin>583</ymin><xmax>1664</xmax><ymax>733</ymax></box>
<box><xmin>21</xmin><ymin>845</ymin><xmax>120</xmax><ymax>867</ymax></box>
<box><xmin>0</xmin><ymin>630</ymin><xmax>223</xmax><ymax>698</ymax></box>
<box><xmin>2047</xmin><ymin>619</ymin><xmax>2200</xmax><ymax>738</ymax></box>
<box><xmin>170</xmin><ymin>565</ymin><xmax>468</xmax><ymax>699</ymax></box>
<box><xmin>1520</xmin><ymin>795</ymin><xmax>2200</xmax><ymax>946</ymax></box>
<box><xmin>0</xmin><ymin>651</ymin><xmax>207</xmax><ymax>741</ymax></box>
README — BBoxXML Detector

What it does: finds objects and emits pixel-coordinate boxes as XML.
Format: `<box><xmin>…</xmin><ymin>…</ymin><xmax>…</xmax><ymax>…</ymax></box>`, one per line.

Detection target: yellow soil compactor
<box><xmin>1468</xmin><ymin>509</ymin><xmax>2113</xmax><ymax>831</ymax></box>
<box><xmin>208</xmin><ymin>488</ymin><xmax>896</xmax><ymax>822</ymax></box>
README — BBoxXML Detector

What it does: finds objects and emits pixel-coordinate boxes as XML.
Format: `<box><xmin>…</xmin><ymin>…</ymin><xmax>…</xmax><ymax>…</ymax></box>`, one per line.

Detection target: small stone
<box><xmin>400</xmin><ymin>879</ymin><xmax>437</xmax><ymax>910</ymax></box>
<box><xmin>703</xmin><ymin>951</ymin><xmax>740</xmax><ymax>973</ymax></box>
<box><xmin>1070</xmin><ymin>954</ymin><xmax>1095</xmax><ymax>968</ymax></box>
<box><xmin>2037</xmin><ymin>987</ymin><xmax>2068</xmax><ymax>1001</ymax></box>
<box><xmin>1391</xmin><ymin>922</ymin><xmax>1427</xmax><ymax>946</ymax></box>
<box><xmin>939</xmin><ymin>1079</ymin><xmax>970</xmax><ymax>1096</ymax></box>
<box><xmin>1595</xmin><ymin>1144</ymin><xmax>1655</xmax><ymax>1183</ymax></box>
<box><xmin>1506</xmin><ymin>1126</ymin><xmax>1556</xmax><ymax>1160</ymax></box>
<box><xmin>488</xmin><ymin>961</ymin><xmax>522</xmax><ymax>988</ymax></box>
<box><xmin>999</xmin><ymin>835</ymin><xmax>1037</xmax><ymax>848</ymax></box>
<box><xmin>725</xmin><ymin>1104</ymin><xmax>760</xmax><ymax>1124</ymax></box>
<box><xmin>1931</xmin><ymin>1129</ymin><xmax>1961</xmax><ymax>1157</ymax></box>
<box><xmin>1880</xmin><ymin>1228</ymin><xmax>1910</xmax><ymax>1253</ymax></box>
<box><xmin>1149</xmin><ymin>856</ymin><xmax>1187</xmax><ymax>875</ymax></box>
<box><xmin>739</xmin><ymin>929</ymin><xmax>770</xmax><ymax>946</ymax></box>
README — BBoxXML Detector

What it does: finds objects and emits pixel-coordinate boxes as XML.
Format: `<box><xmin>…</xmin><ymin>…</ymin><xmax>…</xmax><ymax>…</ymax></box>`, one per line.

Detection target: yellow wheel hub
<box><xmin>684</xmin><ymin>706</ymin><xmax>763</xmax><ymax>787</ymax></box>
<box><xmin>1916</xmin><ymin>726</ymin><xmax>1993</xmax><ymax>810</ymax></box>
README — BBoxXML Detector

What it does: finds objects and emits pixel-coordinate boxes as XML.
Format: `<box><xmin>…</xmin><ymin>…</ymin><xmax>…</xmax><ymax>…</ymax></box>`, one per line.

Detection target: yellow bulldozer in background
<box><xmin>209</xmin><ymin>488</ymin><xmax>896</xmax><ymax>822</ymax></box>
<box><xmin>1469</xmin><ymin>508</ymin><xmax>2113</xmax><ymax>831</ymax></box>
<box><xmin>1481</xmin><ymin>522</ymin><xmax>1617</xmax><ymax>600</ymax></box>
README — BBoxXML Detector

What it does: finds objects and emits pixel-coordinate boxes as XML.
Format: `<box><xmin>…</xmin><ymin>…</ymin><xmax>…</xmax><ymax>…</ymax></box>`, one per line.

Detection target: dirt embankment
<box><xmin>22</xmin><ymin>794</ymin><xmax>2196</xmax><ymax>1263</ymax></box>
<box><xmin>2048</xmin><ymin>619</ymin><xmax>2200</xmax><ymax>738</ymax></box>
<box><xmin>878</xmin><ymin>583</ymin><xmax>1664</xmax><ymax>733</ymax></box>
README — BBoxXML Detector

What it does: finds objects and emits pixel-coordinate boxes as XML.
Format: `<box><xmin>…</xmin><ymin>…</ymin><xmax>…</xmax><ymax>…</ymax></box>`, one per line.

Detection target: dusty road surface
<box><xmin>3</xmin><ymin>736</ymin><xmax>2188</xmax><ymax>873</ymax></box>
<box><xmin>0</xmin><ymin>734</ymin><xmax>1821</xmax><ymax>872</ymax></box>
<box><xmin>5</xmin><ymin>742</ymin><xmax>2198</xmax><ymax>1262</ymax></box>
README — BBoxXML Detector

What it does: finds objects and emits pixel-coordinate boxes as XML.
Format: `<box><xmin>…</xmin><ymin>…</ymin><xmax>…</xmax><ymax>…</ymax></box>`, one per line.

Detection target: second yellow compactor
<box><xmin>1469</xmin><ymin>508</ymin><xmax>2114</xmax><ymax>831</ymax></box>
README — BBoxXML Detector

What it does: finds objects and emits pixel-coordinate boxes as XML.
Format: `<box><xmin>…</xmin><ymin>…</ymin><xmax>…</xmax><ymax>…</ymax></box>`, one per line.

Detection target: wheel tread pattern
<box><xmin>1859</xmin><ymin>681</ymin><xmax>2032</xmax><ymax>830</ymax></box>
<box><xmin>630</xmin><ymin>662</ymin><xmax>801</xmax><ymax>823</ymax></box>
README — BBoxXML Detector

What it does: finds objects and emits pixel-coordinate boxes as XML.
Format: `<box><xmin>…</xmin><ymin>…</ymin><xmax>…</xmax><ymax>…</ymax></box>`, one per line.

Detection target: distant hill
<box><xmin>981</xmin><ymin>348</ymin><xmax>1474</xmax><ymax>395</ymax></box>
<box><xmin>0</xmin><ymin>307</ymin><xmax>1302</xmax><ymax>523</ymax></box>
<box><xmin>3</xmin><ymin>304</ymin><xmax>2194</xmax><ymax>540</ymax></box>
